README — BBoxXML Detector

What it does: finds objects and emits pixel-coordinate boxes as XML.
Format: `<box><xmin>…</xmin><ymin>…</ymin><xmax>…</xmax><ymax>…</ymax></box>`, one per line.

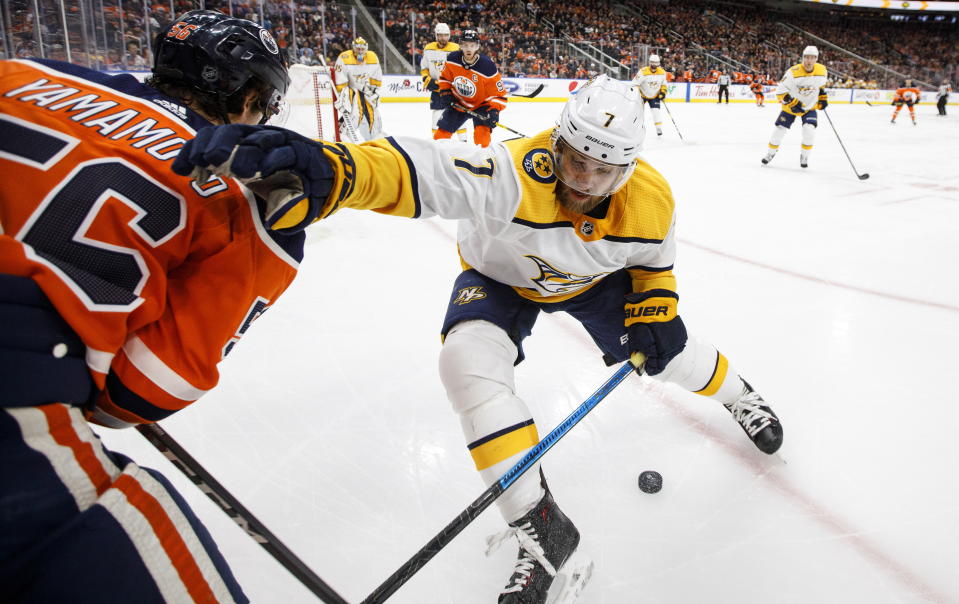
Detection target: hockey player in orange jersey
<box><xmin>891</xmin><ymin>79</ymin><xmax>921</xmax><ymax>125</ymax></box>
<box><xmin>0</xmin><ymin>11</ymin><xmax>332</xmax><ymax>602</ymax></box>
<box><xmin>433</xmin><ymin>29</ymin><xmax>508</xmax><ymax>147</ymax></box>
<box><xmin>750</xmin><ymin>79</ymin><xmax>765</xmax><ymax>106</ymax></box>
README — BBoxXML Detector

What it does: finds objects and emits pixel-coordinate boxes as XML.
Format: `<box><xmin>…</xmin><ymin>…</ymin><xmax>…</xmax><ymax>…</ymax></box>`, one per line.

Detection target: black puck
<box><xmin>638</xmin><ymin>470</ymin><xmax>662</xmax><ymax>494</ymax></box>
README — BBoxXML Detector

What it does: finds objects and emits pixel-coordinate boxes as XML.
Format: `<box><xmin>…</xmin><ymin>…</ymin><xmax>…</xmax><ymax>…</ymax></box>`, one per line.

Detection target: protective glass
<box><xmin>552</xmin><ymin>137</ymin><xmax>635</xmax><ymax>197</ymax></box>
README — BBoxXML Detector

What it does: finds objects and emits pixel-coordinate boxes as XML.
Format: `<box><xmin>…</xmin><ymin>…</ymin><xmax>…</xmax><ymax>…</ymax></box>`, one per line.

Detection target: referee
<box><xmin>717</xmin><ymin>71</ymin><xmax>731</xmax><ymax>104</ymax></box>
<box><xmin>937</xmin><ymin>80</ymin><xmax>951</xmax><ymax>116</ymax></box>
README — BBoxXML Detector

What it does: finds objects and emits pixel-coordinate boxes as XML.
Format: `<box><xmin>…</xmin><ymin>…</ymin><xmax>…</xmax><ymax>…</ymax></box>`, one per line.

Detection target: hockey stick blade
<box><xmin>512</xmin><ymin>83</ymin><xmax>545</xmax><ymax>98</ymax></box>
<box><xmin>137</xmin><ymin>424</ymin><xmax>349</xmax><ymax>604</ymax></box>
<box><xmin>859</xmin><ymin>173</ymin><xmax>870</xmax><ymax>180</ymax></box>
<box><xmin>361</xmin><ymin>353</ymin><xmax>645</xmax><ymax>603</ymax></box>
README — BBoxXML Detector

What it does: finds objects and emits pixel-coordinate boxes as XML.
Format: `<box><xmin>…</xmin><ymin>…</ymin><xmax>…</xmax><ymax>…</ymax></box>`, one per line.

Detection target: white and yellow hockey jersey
<box><xmin>276</xmin><ymin>131</ymin><xmax>678</xmax><ymax>301</ymax></box>
<box><xmin>632</xmin><ymin>66</ymin><xmax>668</xmax><ymax>100</ymax></box>
<box><xmin>774</xmin><ymin>62</ymin><xmax>828</xmax><ymax>112</ymax></box>
<box><xmin>420</xmin><ymin>40</ymin><xmax>460</xmax><ymax>84</ymax></box>
<box><xmin>333</xmin><ymin>49</ymin><xmax>383</xmax><ymax>93</ymax></box>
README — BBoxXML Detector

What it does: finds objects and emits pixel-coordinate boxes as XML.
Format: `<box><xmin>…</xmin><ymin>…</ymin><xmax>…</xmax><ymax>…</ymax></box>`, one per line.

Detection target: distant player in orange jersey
<box><xmin>750</xmin><ymin>79</ymin><xmax>765</xmax><ymax>106</ymax></box>
<box><xmin>0</xmin><ymin>11</ymin><xmax>326</xmax><ymax>601</ymax></box>
<box><xmin>891</xmin><ymin>79</ymin><xmax>921</xmax><ymax>125</ymax></box>
<box><xmin>434</xmin><ymin>29</ymin><xmax>508</xmax><ymax>147</ymax></box>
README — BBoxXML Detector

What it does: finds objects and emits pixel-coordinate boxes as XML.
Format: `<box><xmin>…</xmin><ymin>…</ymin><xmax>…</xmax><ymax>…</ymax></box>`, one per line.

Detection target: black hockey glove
<box><xmin>657</xmin><ymin>89</ymin><xmax>667</xmax><ymax>100</ymax></box>
<box><xmin>624</xmin><ymin>290</ymin><xmax>687</xmax><ymax>376</ymax></box>
<box><xmin>173</xmin><ymin>125</ymin><xmax>334</xmax><ymax>234</ymax></box>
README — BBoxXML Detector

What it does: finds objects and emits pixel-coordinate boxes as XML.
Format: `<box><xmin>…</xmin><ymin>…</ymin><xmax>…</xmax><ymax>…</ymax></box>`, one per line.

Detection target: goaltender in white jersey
<box><xmin>334</xmin><ymin>37</ymin><xmax>383</xmax><ymax>140</ymax></box>
<box><xmin>179</xmin><ymin>75</ymin><xmax>786</xmax><ymax>604</ymax></box>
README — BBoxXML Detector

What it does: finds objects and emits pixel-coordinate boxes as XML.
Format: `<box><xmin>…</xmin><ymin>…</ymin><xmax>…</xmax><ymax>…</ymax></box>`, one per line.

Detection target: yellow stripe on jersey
<box><xmin>468</xmin><ymin>421</ymin><xmax>539</xmax><ymax>471</ymax></box>
<box><xmin>694</xmin><ymin>352</ymin><xmax>729</xmax><ymax>397</ymax></box>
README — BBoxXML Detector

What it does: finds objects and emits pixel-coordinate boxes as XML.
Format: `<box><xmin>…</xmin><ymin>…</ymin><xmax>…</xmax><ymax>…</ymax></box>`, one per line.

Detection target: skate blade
<box><xmin>547</xmin><ymin>551</ymin><xmax>594</xmax><ymax>604</ymax></box>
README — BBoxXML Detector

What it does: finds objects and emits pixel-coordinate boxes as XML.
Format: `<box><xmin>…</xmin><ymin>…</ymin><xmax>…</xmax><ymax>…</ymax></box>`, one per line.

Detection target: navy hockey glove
<box><xmin>624</xmin><ymin>290</ymin><xmax>687</xmax><ymax>376</ymax></box>
<box><xmin>781</xmin><ymin>94</ymin><xmax>806</xmax><ymax>114</ymax></box>
<box><xmin>476</xmin><ymin>108</ymin><xmax>500</xmax><ymax>128</ymax></box>
<box><xmin>423</xmin><ymin>75</ymin><xmax>439</xmax><ymax>92</ymax></box>
<box><xmin>437</xmin><ymin>88</ymin><xmax>454</xmax><ymax>109</ymax></box>
<box><xmin>657</xmin><ymin>89</ymin><xmax>667</xmax><ymax>100</ymax></box>
<box><xmin>816</xmin><ymin>89</ymin><xmax>828</xmax><ymax>110</ymax></box>
<box><xmin>174</xmin><ymin>125</ymin><xmax>334</xmax><ymax>233</ymax></box>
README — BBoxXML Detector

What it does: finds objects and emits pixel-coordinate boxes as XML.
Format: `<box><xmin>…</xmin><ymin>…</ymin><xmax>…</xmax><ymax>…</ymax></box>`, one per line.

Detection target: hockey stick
<box><xmin>452</xmin><ymin>103</ymin><xmax>530</xmax><ymax>138</ymax></box>
<box><xmin>511</xmin><ymin>83</ymin><xmax>545</xmax><ymax>99</ymax></box>
<box><xmin>361</xmin><ymin>353</ymin><xmax>646</xmax><ymax>603</ymax></box>
<box><xmin>661</xmin><ymin>101</ymin><xmax>684</xmax><ymax>140</ymax></box>
<box><xmin>136</xmin><ymin>424</ymin><xmax>349</xmax><ymax>604</ymax></box>
<box><xmin>822</xmin><ymin>109</ymin><xmax>870</xmax><ymax>180</ymax></box>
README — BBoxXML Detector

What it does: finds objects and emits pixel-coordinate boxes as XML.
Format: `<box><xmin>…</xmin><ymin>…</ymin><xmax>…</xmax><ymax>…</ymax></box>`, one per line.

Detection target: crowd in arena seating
<box><xmin>4</xmin><ymin>0</ymin><xmax>956</xmax><ymax>89</ymax></box>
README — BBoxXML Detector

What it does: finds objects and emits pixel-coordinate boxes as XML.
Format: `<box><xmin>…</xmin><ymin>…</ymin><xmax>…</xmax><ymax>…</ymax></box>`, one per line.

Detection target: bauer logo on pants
<box><xmin>454</xmin><ymin>286</ymin><xmax>487</xmax><ymax>305</ymax></box>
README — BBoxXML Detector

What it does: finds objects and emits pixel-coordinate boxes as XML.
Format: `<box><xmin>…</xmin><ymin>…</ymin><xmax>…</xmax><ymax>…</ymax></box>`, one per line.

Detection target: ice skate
<box><xmin>488</xmin><ymin>483</ymin><xmax>592</xmax><ymax>604</ymax></box>
<box><xmin>800</xmin><ymin>149</ymin><xmax>810</xmax><ymax>168</ymax></box>
<box><xmin>761</xmin><ymin>148</ymin><xmax>777</xmax><ymax>165</ymax></box>
<box><xmin>724</xmin><ymin>380</ymin><xmax>783</xmax><ymax>454</ymax></box>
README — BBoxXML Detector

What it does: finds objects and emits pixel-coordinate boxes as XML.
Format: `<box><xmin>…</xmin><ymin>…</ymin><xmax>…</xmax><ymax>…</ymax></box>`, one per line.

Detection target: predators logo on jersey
<box><xmin>522</xmin><ymin>149</ymin><xmax>556</xmax><ymax>184</ymax></box>
<box><xmin>526</xmin><ymin>255</ymin><xmax>604</xmax><ymax>295</ymax></box>
<box><xmin>454</xmin><ymin>286</ymin><xmax>487</xmax><ymax>305</ymax></box>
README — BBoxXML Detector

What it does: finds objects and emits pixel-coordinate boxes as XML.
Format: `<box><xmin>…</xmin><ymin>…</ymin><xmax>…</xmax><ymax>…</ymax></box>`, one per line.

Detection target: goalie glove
<box><xmin>363</xmin><ymin>85</ymin><xmax>380</xmax><ymax>105</ymax></box>
<box><xmin>624</xmin><ymin>289</ymin><xmax>687</xmax><ymax>375</ymax></box>
<box><xmin>172</xmin><ymin>125</ymin><xmax>334</xmax><ymax>234</ymax></box>
<box><xmin>333</xmin><ymin>90</ymin><xmax>352</xmax><ymax>116</ymax></box>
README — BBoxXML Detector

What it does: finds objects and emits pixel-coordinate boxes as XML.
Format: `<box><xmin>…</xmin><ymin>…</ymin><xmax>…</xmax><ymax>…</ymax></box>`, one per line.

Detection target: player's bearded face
<box><xmin>552</xmin><ymin>138</ymin><xmax>632</xmax><ymax>211</ymax></box>
<box><xmin>802</xmin><ymin>55</ymin><xmax>816</xmax><ymax>70</ymax></box>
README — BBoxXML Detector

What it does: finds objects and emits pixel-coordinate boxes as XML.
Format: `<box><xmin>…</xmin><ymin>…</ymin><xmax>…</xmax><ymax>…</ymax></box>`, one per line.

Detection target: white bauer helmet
<box><xmin>435</xmin><ymin>22</ymin><xmax>450</xmax><ymax>35</ymax></box>
<box><xmin>649</xmin><ymin>54</ymin><xmax>661</xmax><ymax>65</ymax></box>
<box><xmin>551</xmin><ymin>75</ymin><xmax>644</xmax><ymax>197</ymax></box>
<box><xmin>802</xmin><ymin>45</ymin><xmax>819</xmax><ymax>57</ymax></box>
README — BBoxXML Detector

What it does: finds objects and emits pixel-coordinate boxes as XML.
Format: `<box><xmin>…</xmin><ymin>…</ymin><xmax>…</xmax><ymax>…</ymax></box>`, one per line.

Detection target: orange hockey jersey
<box><xmin>0</xmin><ymin>59</ymin><xmax>303</xmax><ymax>427</ymax></box>
<box><xmin>894</xmin><ymin>87</ymin><xmax>921</xmax><ymax>103</ymax></box>
<box><xmin>437</xmin><ymin>50</ymin><xmax>508</xmax><ymax>112</ymax></box>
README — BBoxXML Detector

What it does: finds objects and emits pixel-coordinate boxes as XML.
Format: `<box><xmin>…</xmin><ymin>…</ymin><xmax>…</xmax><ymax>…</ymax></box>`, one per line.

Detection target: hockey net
<box><xmin>272</xmin><ymin>64</ymin><xmax>340</xmax><ymax>142</ymax></box>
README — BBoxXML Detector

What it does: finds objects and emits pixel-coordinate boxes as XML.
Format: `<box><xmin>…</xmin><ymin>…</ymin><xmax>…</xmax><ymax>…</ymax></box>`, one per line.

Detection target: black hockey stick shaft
<box><xmin>137</xmin><ymin>424</ymin><xmax>350</xmax><ymax>604</ymax></box>
<box><xmin>361</xmin><ymin>354</ymin><xmax>644</xmax><ymax>603</ymax></box>
<box><xmin>662</xmin><ymin>100</ymin><xmax>684</xmax><ymax>140</ymax></box>
<box><xmin>822</xmin><ymin>109</ymin><xmax>869</xmax><ymax>180</ymax></box>
<box><xmin>512</xmin><ymin>83</ymin><xmax>545</xmax><ymax>98</ymax></box>
<box><xmin>453</xmin><ymin>103</ymin><xmax>530</xmax><ymax>138</ymax></box>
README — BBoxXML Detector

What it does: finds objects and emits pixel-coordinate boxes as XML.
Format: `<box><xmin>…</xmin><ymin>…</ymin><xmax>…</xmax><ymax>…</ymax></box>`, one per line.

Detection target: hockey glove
<box><xmin>816</xmin><ymin>89</ymin><xmax>828</xmax><ymax>110</ymax></box>
<box><xmin>657</xmin><ymin>89</ymin><xmax>667</xmax><ymax>100</ymax></box>
<box><xmin>476</xmin><ymin>107</ymin><xmax>500</xmax><ymax>128</ymax></box>
<box><xmin>423</xmin><ymin>74</ymin><xmax>439</xmax><ymax>92</ymax></box>
<box><xmin>437</xmin><ymin>88</ymin><xmax>454</xmax><ymax>109</ymax></box>
<box><xmin>173</xmin><ymin>125</ymin><xmax>334</xmax><ymax>234</ymax></box>
<box><xmin>364</xmin><ymin>85</ymin><xmax>380</xmax><ymax>106</ymax></box>
<box><xmin>782</xmin><ymin>94</ymin><xmax>806</xmax><ymax>114</ymax></box>
<box><xmin>624</xmin><ymin>290</ymin><xmax>687</xmax><ymax>376</ymax></box>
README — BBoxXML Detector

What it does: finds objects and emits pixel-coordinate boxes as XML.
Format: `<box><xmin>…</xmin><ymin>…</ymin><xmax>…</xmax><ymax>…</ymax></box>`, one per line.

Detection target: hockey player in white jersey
<box><xmin>176</xmin><ymin>75</ymin><xmax>785</xmax><ymax>603</ymax></box>
<box><xmin>632</xmin><ymin>54</ymin><xmax>668</xmax><ymax>136</ymax></box>
<box><xmin>762</xmin><ymin>46</ymin><xmax>829</xmax><ymax>168</ymax></box>
<box><xmin>420</xmin><ymin>22</ymin><xmax>466</xmax><ymax>140</ymax></box>
<box><xmin>333</xmin><ymin>37</ymin><xmax>383</xmax><ymax>140</ymax></box>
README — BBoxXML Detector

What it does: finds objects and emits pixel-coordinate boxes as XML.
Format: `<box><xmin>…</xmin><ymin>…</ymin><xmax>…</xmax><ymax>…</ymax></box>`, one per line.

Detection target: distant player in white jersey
<box><xmin>177</xmin><ymin>75</ymin><xmax>785</xmax><ymax>604</ymax></box>
<box><xmin>334</xmin><ymin>37</ymin><xmax>383</xmax><ymax>140</ymax></box>
<box><xmin>420</xmin><ymin>23</ymin><xmax>465</xmax><ymax>140</ymax></box>
<box><xmin>631</xmin><ymin>54</ymin><xmax>668</xmax><ymax>136</ymax></box>
<box><xmin>762</xmin><ymin>46</ymin><xmax>829</xmax><ymax>168</ymax></box>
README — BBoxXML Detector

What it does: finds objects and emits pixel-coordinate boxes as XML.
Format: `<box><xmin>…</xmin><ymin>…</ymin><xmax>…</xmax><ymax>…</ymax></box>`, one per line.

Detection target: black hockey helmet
<box><xmin>461</xmin><ymin>29</ymin><xmax>480</xmax><ymax>44</ymax></box>
<box><xmin>152</xmin><ymin>10</ymin><xmax>290</xmax><ymax>123</ymax></box>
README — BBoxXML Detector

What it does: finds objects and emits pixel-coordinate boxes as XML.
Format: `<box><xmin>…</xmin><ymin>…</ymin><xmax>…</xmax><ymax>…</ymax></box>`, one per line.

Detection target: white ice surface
<box><xmin>98</xmin><ymin>99</ymin><xmax>959</xmax><ymax>604</ymax></box>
